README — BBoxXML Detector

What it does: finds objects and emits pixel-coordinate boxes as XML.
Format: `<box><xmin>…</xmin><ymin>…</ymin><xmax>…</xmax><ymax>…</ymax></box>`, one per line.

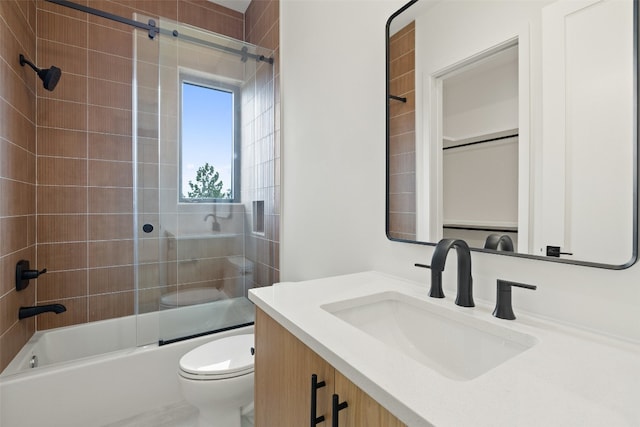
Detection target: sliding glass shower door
<box><xmin>133</xmin><ymin>16</ymin><xmax>274</xmax><ymax>345</ymax></box>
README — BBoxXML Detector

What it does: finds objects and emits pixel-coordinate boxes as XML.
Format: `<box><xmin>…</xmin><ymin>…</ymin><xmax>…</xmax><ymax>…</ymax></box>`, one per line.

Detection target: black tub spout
<box><xmin>19</xmin><ymin>304</ymin><xmax>66</xmax><ymax>320</ymax></box>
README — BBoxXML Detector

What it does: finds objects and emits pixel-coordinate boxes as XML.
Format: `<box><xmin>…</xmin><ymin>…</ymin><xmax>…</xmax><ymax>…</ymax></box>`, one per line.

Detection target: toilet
<box><xmin>159</xmin><ymin>287</ymin><xmax>228</xmax><ymax>310</ymax></box>
<box><xmin>178</xmin><ymin>333</ymin><xmax>255</xmax><ymax>427</ymax></box>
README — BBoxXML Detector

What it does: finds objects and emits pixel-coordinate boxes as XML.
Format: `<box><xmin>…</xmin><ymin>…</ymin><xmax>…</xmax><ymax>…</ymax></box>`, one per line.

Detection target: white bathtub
<box><xmin>0</xmin><ymin>298</ymin><xmax>255</xmax><ymax>427</ymax></box>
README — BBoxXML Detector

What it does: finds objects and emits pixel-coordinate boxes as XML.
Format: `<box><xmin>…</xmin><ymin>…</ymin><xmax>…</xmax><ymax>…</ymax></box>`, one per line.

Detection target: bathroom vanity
<box><xmin>254</xmin><ymin>308</ymin><xmax>405</xmax><ymax>426</ymax></box>
<box><xmin>249</xmin><ymin>272</ymin><xmax>640</xmax><ymax>426</ymax></box>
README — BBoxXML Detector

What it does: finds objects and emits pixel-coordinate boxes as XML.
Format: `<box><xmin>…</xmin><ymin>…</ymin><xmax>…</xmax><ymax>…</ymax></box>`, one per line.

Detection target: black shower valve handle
<box><xmin>15</xmin><ymin>260</ymin><xmax>47</xmax><ymax>292</ymax></box>
<box><xmin>23</xmin><ymin>268</ymin><xmax>47</xmax><ymax>280</ymax></box>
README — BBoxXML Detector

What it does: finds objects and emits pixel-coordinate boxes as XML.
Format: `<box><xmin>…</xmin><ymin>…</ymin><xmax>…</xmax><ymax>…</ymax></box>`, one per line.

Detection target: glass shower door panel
<box><xmin>133</xmin><ymin>15</ymin><xmax>164</xmax><ymax>346</ymax></box>
<box><xmin>153</xmin><ymin>19</ymin><xmax>272</xmax><ymax>344</ymax></box>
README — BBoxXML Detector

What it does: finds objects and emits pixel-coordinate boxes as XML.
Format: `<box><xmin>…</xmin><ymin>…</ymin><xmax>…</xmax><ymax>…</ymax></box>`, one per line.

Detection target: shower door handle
<box><xmin>310</xmin><ymin>374</ymin><xmax>326</xmax><ymax>426</ymax></box>
<box><xmin>331</xmin><ymin>394</ymin><xmax>348</xmax><ymax>427</ymax></box>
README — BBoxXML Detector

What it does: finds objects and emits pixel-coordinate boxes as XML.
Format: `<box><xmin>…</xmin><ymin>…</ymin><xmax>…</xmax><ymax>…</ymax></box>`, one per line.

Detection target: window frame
<box><xmin>178</xmin><ymin>72</ymin><xmax>241</xmax><ymax>204</ymax></box>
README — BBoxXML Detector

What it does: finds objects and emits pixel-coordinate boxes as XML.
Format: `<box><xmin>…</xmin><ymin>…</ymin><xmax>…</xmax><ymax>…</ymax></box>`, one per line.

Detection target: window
<box><xmin>180</xmin><ymin>75</ymin><xmax>240</xmax><ymax>202</ymax></box>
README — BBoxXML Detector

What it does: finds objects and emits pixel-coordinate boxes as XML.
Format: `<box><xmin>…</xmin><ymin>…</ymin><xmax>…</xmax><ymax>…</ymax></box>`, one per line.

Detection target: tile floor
<box><xmin>103</xmin><ymin>401</ymin><xmax>254</xmax><ymax>427</ymax></box>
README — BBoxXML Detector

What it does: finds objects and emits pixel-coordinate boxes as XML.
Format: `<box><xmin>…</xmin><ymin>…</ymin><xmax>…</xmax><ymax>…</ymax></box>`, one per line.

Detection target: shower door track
<box><xmin>45</xmin><ymin>0</ymin><xmax>274</xmax><ymax>64</ymax></box>
<box><xmin>158</xmin><ymin>322</ymin><xmax>255</xmax><ymax>346</ymax></box>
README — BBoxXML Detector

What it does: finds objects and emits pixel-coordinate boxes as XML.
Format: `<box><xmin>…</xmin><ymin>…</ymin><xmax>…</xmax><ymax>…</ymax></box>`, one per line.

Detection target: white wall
<box><xmin>279</xmin><ymin>0</ymin><xmax>640</xmax><ymax>343</ymax></box>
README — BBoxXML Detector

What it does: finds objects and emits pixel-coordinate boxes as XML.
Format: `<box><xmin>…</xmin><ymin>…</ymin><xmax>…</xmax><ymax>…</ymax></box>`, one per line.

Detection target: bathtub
<box><xmin>0</xmin><ymin>297</ymin><xmax>255</xmax><ymax>427</ymax></box>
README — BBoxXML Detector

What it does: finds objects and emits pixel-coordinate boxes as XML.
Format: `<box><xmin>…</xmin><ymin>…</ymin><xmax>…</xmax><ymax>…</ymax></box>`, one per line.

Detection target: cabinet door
<box><xmin>334</xmin><ymin>370</ymin><xmax>406</xmax><ymax>427</ymax></box>
<box><xmin>255</xmin><ymin>308</ymin><xmax>334</xmax><ymax>427</ymax></box>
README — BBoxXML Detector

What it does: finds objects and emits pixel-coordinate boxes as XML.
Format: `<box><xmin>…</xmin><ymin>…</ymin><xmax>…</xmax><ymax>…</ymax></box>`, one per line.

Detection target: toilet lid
<box><xmin>179</xmin><ymin>334</ymin><xmax>254</xmax><ymax>379</ymax></box>
<box><xmin>160</xmin><ymin>287</ymin><xmax>227</xmax><ymax>307</ymax></box>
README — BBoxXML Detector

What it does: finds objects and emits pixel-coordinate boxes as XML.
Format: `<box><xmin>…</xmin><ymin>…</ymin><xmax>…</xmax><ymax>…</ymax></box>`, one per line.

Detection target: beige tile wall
<box><xmin>35</xmin><ymin>0</ymin><xmax>135</xmax><ymax>330</ymax></box>
<box><xmin>388</xmin><ymin>21</ymin><xmax>416</xmax><ymax>240</ymax></box>
<box><xmin>0</xmin><ymin>0</ymin><xmax>280</xmax><ymax>372</ymax></box>
<box><xmin>0</xmin><ymin>0</ymin><xmax>37</xmax><ymax>372</ymax></box>
<box><xmin>244</xmin><ymin>0</ymin><xmax>280</xmax><ymax>288</ymax></box>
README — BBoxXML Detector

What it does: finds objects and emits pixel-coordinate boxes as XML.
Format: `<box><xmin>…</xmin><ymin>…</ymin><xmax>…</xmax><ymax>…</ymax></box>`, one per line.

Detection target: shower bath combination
<box><xmin>19</xmin><ymin>54</ymin><xmax>61</xmax><ymax>91</ymax></box>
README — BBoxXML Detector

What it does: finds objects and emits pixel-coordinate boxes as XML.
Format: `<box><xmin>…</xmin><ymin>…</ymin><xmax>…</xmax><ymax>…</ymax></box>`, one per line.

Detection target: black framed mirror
<box><xmin>386</xmin><ymin>0</ymin><xmax>638</xmax><ymax>268</ymax></box>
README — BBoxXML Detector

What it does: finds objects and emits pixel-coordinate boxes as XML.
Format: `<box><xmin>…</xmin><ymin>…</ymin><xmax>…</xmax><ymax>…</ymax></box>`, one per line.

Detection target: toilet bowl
<box><xmin>178</xmin><ymin>333</ymin><xmax>254</xmax><ymax>427</ymax></box>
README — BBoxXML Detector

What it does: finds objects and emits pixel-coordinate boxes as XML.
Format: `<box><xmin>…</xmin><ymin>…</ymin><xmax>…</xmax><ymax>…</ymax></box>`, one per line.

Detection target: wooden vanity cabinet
<box><xmin>255</xmin><ymin>308</ymin><xmax>406</xmax><ymax>427</ymax></box>
<box><xmin>334</xmin><ymin>370</ymin><xmax>406</xmax><ymax>427</ymax></box>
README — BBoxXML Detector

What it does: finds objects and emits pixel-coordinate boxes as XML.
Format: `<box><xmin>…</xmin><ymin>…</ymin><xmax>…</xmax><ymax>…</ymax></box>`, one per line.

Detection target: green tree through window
<box><xmin>186</xmin><ymin>163</ymin><xmax>230</xmax><ymax>199</ymax></box>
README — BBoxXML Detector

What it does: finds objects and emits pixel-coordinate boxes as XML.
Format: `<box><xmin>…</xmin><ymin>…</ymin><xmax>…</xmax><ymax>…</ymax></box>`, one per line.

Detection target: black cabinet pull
<box><xmin>310</xmin><ymin>374</ymin><xmax>326</xmax><ymax>426</ymax></box>
<box><xmin>546</xmin><ymin>245</ymin><xmax>573</xmax><ymax>257</ymax></box>
<box><xmin>332</xmin><ymin>394</ymin><xmax>348</xmax><ymax>427</ymax></box>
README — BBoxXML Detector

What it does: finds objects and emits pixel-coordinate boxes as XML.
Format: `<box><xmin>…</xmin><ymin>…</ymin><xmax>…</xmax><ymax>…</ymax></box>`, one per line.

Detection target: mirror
<box><xmin>386</xmin><ymin>0</ymin><xmax>638</xmax><ymax>268</ymax></box>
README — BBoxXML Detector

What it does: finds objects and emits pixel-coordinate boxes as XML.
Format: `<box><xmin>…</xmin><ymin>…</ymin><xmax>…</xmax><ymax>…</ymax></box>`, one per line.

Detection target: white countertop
<box><xmin>248</xmin><ymin>271</ymin><xmax>640</xmax><ymax>427</ymax></box>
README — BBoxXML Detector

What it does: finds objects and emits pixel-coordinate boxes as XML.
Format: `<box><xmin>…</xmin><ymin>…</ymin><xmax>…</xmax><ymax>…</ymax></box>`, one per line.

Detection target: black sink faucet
<box><xmin>493</xmin><ymin>280</ymin><xmax>536</xmax><ymax>320</ymax></box>
<box><xmin>483</xmin><ymin>233</ymin><xmax>514</xmax><ymax>252</ymax></box>
<box><xmin>204</xmin><ymin>212</ymin><xmax>221</xmax><ymax>232</ymax></box>
<box><xmin>429</xmin><ymin>238</ymin><xmax>474</xmax><ymax>307</ymax></box>
<box><xmin>19</xmin><ymin>304</ymin><xmax>66</xmax><ymax>320</ymax></box>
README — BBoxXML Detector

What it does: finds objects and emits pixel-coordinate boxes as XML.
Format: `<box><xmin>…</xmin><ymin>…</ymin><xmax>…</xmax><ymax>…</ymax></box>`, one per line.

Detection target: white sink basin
<box><xmin>322</xmin><ymin>291</ymin><xmax>537</xmax><ymax>381</ymax></box>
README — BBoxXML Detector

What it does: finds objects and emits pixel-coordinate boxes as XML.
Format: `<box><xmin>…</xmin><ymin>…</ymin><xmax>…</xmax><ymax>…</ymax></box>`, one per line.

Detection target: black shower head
<box><xmin>19</xmin><ymin>54</ymin><xmax>62</xmax><ymax>92</ymax></box>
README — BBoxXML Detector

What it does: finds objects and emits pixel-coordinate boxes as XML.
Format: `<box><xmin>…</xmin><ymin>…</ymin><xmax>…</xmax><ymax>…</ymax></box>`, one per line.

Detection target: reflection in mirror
<box><xmin>386</xmin><ymin>0</ymin><xmax>638</xmax><ymax>268</ymax></box>
<box><xmin>441</xmin><ymin>45</ymin><xmax>519</xmax><ymax>248</ymax></box>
